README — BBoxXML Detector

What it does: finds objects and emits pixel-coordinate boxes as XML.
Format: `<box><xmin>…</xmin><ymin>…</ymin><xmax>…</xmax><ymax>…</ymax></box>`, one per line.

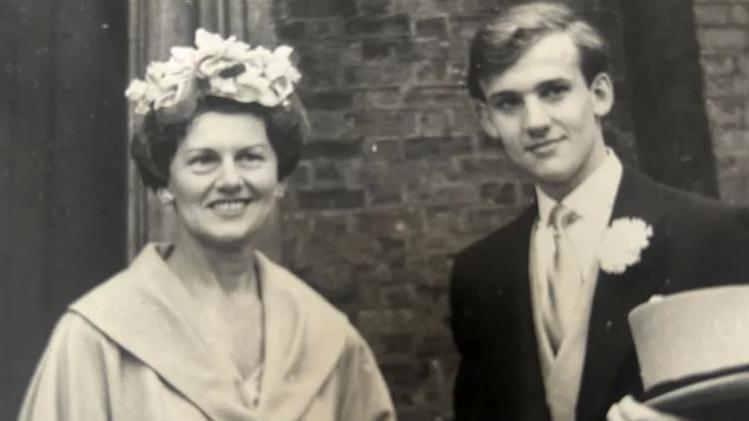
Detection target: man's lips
<box><xmin>525</xmin><ymin>137</ymin><xmax>565</xmax><ymax>152</ymax></box>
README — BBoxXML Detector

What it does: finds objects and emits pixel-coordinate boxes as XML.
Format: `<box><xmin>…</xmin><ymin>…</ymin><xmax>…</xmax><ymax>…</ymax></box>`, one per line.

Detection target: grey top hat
<box><xmin>629</xmin><ymin>285</ymin><xmax>749</xmax><ymax>414</ymax></box>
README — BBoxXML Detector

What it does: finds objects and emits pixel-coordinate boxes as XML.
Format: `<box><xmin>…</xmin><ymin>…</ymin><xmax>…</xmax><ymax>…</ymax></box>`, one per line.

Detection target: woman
<box><xmin>18</xmin><ymin>29</ymin><xmax>395</xmax><ymax>421</ymax></box>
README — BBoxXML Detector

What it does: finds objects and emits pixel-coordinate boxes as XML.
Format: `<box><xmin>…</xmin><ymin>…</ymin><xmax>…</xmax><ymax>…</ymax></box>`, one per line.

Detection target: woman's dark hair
<box><xmin>467</xmin><ymin>2</ymin><xmax>609</xmax><ymax>102</ymax></box>
<box><xmin>131</xmin><ymin>94</ymin><xmax>309</xmax><ymax>190</ymax></box>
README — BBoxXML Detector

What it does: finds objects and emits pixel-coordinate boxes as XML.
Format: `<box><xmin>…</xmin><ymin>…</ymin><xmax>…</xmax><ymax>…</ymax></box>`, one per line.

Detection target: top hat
<box><xmin>628</xmin><ymin>285</ymin><xmax>749</xmax><ymax>414</ymax></box>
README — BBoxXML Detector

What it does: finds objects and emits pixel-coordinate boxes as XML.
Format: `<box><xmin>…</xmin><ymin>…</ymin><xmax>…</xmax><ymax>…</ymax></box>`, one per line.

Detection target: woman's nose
<box><xmin>216</xmin><ymin>161</ymin><xmax>242</xmax><ymax>190</ymax></box>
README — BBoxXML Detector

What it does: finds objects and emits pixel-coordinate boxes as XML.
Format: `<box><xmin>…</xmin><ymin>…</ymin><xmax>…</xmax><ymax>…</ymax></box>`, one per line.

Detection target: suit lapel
<box><xmin>577</xmin><ymin>167</ymin><xmax>666</xmax><ymax>420</ymax></box>
<box><xmin>494</xmin><ymin>206</ymin><xmax>553</xmax><ymax>419</ymax></box>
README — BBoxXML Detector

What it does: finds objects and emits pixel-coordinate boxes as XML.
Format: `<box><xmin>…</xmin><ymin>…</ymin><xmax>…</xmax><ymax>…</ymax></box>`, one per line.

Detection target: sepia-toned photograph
<box><xmin>2</xmin><ymin>0</ymin><xmax>749</xmax><ymax>420</ymax></box>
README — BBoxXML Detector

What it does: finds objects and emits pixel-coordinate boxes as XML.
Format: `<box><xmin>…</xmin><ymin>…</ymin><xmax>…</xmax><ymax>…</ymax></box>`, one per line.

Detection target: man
<box><xmin>449</xmin><ymin>3</ymin><xmax>749</xmax><ymax>421</ymax></box>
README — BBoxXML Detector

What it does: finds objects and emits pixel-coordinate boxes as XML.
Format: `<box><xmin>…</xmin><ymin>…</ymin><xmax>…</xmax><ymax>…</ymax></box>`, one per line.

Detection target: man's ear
<box><xmin>590</xmin><ymin>72</ymin><xmax>614</xmax><ymax>118</ymax></box>
<box><xmin>475</xmin><ymin>100</ymin><xmax>501</xmax><ymax>139</ymax></box>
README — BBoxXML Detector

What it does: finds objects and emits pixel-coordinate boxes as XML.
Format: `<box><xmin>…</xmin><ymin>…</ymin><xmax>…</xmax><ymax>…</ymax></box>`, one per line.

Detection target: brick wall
<box><xmin>694</xmin><ymin>0</ymin><xmax>749</xmax><ymax>205</ymax></box>
<box><xmin>275</xmin><ymin>1</ymin><xmax>633</xmax><ymax>419</ymax></box>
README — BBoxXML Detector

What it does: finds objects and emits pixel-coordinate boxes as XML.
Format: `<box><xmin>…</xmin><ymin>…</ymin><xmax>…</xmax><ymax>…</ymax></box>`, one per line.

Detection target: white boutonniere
<box><xmin>597</xmin><ymin>217</ymin><xmax>653</xmax><ymax>274</ymax></box>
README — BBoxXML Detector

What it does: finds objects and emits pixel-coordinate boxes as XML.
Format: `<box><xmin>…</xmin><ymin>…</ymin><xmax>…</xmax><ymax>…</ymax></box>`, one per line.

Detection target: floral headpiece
<box><xmin>125</xmin><ymin>28</ymin><xmax>301</xmax><ymax>123</ymax></box>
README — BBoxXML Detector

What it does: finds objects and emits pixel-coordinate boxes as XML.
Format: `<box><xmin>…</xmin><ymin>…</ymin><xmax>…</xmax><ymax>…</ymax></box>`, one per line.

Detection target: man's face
<box><xmin>477</xmin><ymin>32</ymin><xmax>613</xmax><ymax>198</ymax></box>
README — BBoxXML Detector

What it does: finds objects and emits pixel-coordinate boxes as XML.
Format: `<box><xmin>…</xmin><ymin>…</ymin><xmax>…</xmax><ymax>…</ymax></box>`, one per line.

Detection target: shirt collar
<box><xmin>536</xmin><ymin>149</ymin><xmax>623</xmax><ymax>225</ymax></box>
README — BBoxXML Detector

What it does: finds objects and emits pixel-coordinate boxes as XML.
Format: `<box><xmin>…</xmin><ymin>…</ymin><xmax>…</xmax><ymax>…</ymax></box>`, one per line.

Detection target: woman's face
<box><xmin>167</xmin><ymin>110</ymin><xmax>281</xmax><ymax>249</ymax></box>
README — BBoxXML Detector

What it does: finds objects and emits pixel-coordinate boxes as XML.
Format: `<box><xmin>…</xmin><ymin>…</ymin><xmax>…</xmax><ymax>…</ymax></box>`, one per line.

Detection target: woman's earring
<box><xmin>157</xmin><ymin>188</ymin><xmax>174</xmax><ymax>205</ymax></box>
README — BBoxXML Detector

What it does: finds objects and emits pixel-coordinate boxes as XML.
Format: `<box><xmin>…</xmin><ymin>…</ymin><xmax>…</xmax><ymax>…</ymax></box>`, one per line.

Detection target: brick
<box><xmin>364</xmin><ymin>88</ymin><xmax>404</xmax><ymax>109</ymax></box>
<box><xmin>354</xmin><ymin>110</ymin><xmax>416</xmax><ymax>137</ymax></box>
<box><xmin>344</xmin><ymin>63</ymin><xmax>415</xmax><ymax>87</ymax></box>
<box><xmin>694</xmin><ymin>4</ymin><xmax>730</xmax><ymax>25</ymax></box>
<box><xmin>730</xmin><ymin>4</ymin><xmax>749</xmax><ymax>25</ymax></box>
<box><xmin>307</xmin><ymin>111</ymin><xmax>356</xmax><ymax>138</ymax></box>
<box><xmin>404</xmin><ymin>87</ymin><xmax>469</xmax><ymax>107</ymax></box>
<box><xmin>480</xmin><ymin>182</ymin><xmax>518</xmax><ymax>205</ymax></box>
<box><xmin>459</xmin><ymin>156</ymin><xmax>514</xmax><ymax>179</ymax></box>
<box><xmin>402</xmin><ymin>136</ymin><xmax>472</xmax><ymax>160</ymax></box>
<box><xmin>351</xmin><ymin>210</ymin><xmax>423</xmax><ymax>238</ymax></box>
<box><xmin>287</xmin><ymin>0</ymin><xmax>356</xmax><ymax>18</ymax></box>
<box><xmin>704</xmin><ymin>74</ymin><xmax>749</xmax><ymax>98</ymax></box>
<box><xmin>718</xmin><ymin>176</ymin><xmax>749</xmax><ymax>206</ymax></box>
<box><xmin>698</xmin><ymin>28</ymin><xmax>748</xmax><ymax>54</ymax></box>
<box><xmin>357</xmin><ymin>308</ymin><xmax>420</xmax><ymax>334</ymax></box>
<box><xmin>399</xmin><ymin>39</ymin><xmax>450</xmax><ymax>61</ymax></box>
<box><xmin>417</xmin><ymin>110</ymin><xmax>452</xmax><ymax>136</ymax></box>
<box><xmin>711</xmin><ymin>128</ymin><xmax>749</xmax><ymax>153</ymax></box>
<box><xmin>286</xmin><ymin>163</ymin><xmax>311</xmax><ymax>187</ymax></box>
<box><xmin>715</xmin><ymin>151</ymin><xmax>749</xmax><ymax>178</ymax></box>
<box><xmin>420</xmin><ymin>184</ymin><xmax>479</xmax><ymax>206</ymax></box>
<box><xmin>415</xmin><ymin>60</ymin><xmax>448</xmax><ymax>84</ymax></box>
<box><xmin>360</xmin><ymin>0</ymin><xmax>393</xmax><ymax>15</ymax></box>
<box><xmin>705</xmin><ymin>98</ymin><xmax>744</xmax><ymax>127</ymax></box>
<box><xmin>415</xmin><ymin>17</ymin><xmax>449</xmax><ymax>38</ymax></box>
<box><xmin>350</xmin><ymin>161</ymin><xmax>421</xmax><ymax>189</ymax></box>
<box><xmin>738</xmin><ymin>53</ymin><xmax>749</xmax><ymax>75</ymax></box>
<box><xmin>700</xmin><ymin>55</ymin><xmax>735</xmax><ymax>77</ymax></box>
<box><xmin>365</xmin><ymin>139</ymin><xmax>403</xmax><ymax>160</ymax></box>
<box><xmin>307</xmin><ymin>19</ymin><xmax>346</xmax><ymax>38</ymax></box>
<box><xmin>278</xmin><ymin>20</ymin><xmax>306</xmax><ymax>40</ymax></box>
<box><xmin>361</xmin><ymin>39</ymin><xmax>398</xmax><ymax>61</ymax></box>
<box><xmin>344</xmin><ymin>15</ymin><xmax>410</xmax><ymax>37</ymax></box>
<box><xmin>305</xmin><ymin>90</ymin><xmax>354</xmax><ymax>110</ymax></box>
<box><xmin>312</xmin><ymin>213</ymin><xmax>351</xmax><ymax>236</ymax></box>
<box><xmin>297</xmin><ymin>188</ymin><xmax>365</xmax><ymax>209</ymax></box>
<box><xmin>312</xmin><ymin>161</ymin><xmax>345</xmax><ymax>184</ymax></box>
<box><xmin>303</xmin><ymin>139</ymin><xmax>362</xmax><ymax>159</ymax></box>
<box><xmin>368</xmin><ymin>185</ymin><xmax>403</xmax><ymax>206</ymax></box>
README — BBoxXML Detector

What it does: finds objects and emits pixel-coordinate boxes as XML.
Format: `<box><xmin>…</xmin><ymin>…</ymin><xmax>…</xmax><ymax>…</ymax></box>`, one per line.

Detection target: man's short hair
<box><xmin>467</xmin><ymin>2</ymin><xmax>609</xmax><ymax>101</ymax></box>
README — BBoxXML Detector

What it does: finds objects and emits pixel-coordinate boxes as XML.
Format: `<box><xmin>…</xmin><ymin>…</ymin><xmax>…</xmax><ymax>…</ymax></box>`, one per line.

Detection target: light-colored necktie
<box><xmin>542</xmin><ymin>203</ymin><xmax>582</xmax><ymax>353</ymax></box>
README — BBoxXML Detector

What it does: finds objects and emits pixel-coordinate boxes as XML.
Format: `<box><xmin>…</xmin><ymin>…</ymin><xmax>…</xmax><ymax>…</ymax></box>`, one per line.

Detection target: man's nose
<box><xmin>524</xmin><ymin>97</ymin><xmax>550</xmax><ymax>138</ymax></box>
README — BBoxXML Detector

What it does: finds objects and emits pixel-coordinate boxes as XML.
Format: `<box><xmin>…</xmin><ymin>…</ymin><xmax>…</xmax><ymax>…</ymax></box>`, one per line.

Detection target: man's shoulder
<box><xmin>626</xmin><ymin>166</ymin><xmax>747</xmax><ymax>222</ymax></box>
<box><xmin>454</xmin><ymin>205</ymin><xmax>536</xmax><ymax>265</ymax></box>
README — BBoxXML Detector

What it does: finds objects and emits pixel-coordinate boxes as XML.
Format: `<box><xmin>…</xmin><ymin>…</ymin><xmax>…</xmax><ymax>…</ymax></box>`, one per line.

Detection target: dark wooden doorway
<box><xmin>0</xmin><ymin>1</ymin><xmax>128</xmax><ymax>418</ymax></box>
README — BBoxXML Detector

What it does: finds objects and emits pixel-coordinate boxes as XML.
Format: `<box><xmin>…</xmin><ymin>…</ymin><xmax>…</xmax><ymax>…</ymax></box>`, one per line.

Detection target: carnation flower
<box><xmin>597</xmin><ymin>217</ymin><xmax>654</xmax><ymax>274</ymax></box>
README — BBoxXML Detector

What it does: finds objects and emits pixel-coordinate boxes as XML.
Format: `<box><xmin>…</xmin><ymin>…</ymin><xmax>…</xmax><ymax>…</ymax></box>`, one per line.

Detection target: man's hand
<box><xmin>607</xmin><ymin>396</ymin><xmax>691</xmax><ymax>421</ymax></box>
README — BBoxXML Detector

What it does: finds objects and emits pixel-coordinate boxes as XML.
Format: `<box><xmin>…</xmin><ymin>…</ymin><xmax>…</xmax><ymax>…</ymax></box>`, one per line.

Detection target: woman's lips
<box><xmin>208</xmin><ymin>199</ymin><xmax>251</xmax><ymax>215</ymax></box>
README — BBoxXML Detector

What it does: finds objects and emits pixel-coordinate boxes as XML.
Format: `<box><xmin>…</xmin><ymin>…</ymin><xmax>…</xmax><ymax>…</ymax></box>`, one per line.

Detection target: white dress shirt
<box><xmin>529</xmin><ymin>150</ymin><xmax>623</xmax><ymax>421</ymax></box>
<box><xmin>533</xmin><ymin>150</ymin><xmax>624</xmax><ymax>296</ymax></box>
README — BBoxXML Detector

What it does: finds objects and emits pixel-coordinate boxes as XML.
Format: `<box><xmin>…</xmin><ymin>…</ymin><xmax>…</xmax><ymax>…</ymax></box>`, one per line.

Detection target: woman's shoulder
<box><xmin>256</xmin><ymin>251</ymin><xmax>349</xmax><ymax>321</ymax></box>
<box><xmin>33</xmin><ymin>311</ymin><xmax>119</xmax><ymax>378</ymax></box>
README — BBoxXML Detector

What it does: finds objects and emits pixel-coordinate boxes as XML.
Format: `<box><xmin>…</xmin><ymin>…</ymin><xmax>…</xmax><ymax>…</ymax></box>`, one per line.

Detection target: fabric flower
<box><xmin>597</xmin><ymin>217</ymin><xmax>654</xmax><ymax>274</ymax></box>
<box><xmin>124</xmin><ymin>27</ymin><xmax>302</xmax><ymax>122</ymax></box>
<box><xmin>125</xmin><ymin>79</ymin><xmax>151</xmax><ymax>115</ymax></box>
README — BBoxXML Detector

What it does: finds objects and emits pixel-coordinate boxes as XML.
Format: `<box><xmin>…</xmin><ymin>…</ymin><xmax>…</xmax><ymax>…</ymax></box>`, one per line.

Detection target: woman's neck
<box><xmin>166</xmin><ymin>233</ymin><xmax>259</xmax><ymax>298</ymax></box>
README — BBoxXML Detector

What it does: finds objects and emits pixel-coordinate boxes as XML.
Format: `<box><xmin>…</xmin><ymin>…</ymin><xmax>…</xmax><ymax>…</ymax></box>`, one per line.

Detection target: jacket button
<box><xmin>605</xmin><ymin>320</ymin><xmax>613</xmax><ymax>332</ymax></box>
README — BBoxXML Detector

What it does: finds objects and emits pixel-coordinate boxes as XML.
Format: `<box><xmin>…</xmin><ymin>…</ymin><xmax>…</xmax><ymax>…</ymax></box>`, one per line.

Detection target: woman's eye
<box><xmin>237</xmin><ymin>152</ymin><xmax>264</xmax><ymax>166</ymax></box>
<box><xmin>187</xmin><ymin>155</ymin><xmax>218</xmax><ymax>171</ymax></box>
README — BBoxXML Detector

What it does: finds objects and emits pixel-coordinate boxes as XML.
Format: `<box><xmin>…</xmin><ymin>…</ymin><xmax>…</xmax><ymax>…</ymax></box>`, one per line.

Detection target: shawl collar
<box><xmin>70</xmin><ymin>244</ymin><xmax>348</xmax><ymax>421</ymax></box>
<box><xmin>577</xmin><ymin>167</ymin><xmax>666</xmax><ymax>420</ymax></box>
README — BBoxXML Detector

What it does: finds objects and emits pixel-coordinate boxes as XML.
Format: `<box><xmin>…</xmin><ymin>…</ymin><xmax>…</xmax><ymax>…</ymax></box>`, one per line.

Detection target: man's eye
<box><xmin>540</xmin><ymin>84</ymin><xmax>569</xmax><ymax>99</ymax></box>
<box><xmin>492</xmin><ymin>96</ymin><xmax>522</xmax><ymax>111</ymax></box>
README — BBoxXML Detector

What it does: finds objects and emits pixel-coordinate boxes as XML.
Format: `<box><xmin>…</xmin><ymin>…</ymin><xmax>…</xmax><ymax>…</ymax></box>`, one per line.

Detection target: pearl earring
<box><xmin>157</xmin><ymin>188</ymin><xmax>174</xmax><ymax>205</ymax></box>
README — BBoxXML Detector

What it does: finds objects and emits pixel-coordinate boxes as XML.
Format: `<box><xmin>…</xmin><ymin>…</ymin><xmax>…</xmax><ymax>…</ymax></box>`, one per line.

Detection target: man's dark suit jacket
<box><xmin>450</xmin><ymin>166</ymin><xmax>749</xmax><ymax>421</ymax></box>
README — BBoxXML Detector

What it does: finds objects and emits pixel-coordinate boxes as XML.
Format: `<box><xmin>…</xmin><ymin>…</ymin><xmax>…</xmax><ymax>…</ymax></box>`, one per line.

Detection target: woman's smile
<box><xmin>208</xmin><ymin>198</ymin><xmax>252</xmax><ymax>216</ymax></box>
